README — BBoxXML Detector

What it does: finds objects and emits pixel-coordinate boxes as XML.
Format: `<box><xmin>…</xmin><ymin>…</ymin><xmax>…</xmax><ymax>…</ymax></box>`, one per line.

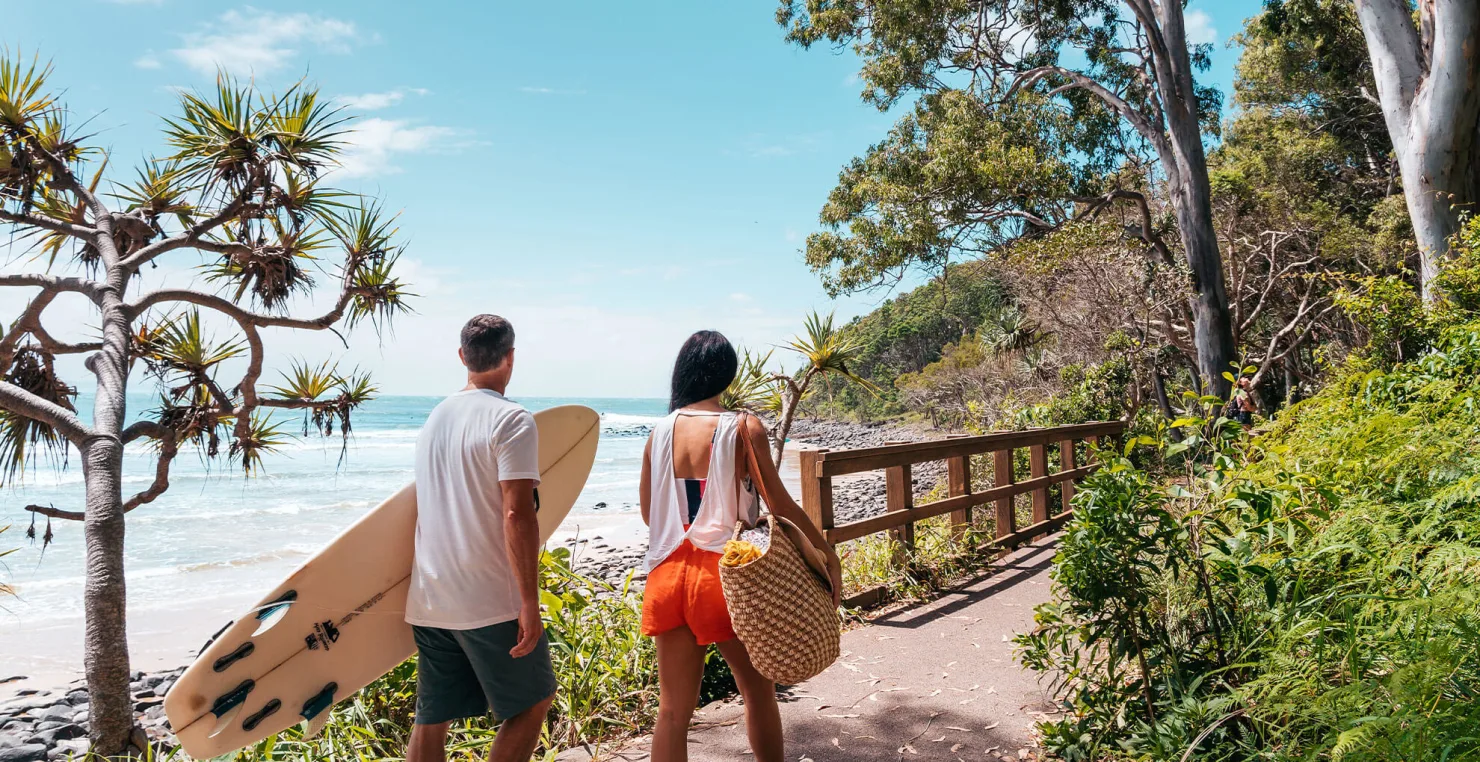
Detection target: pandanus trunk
<box><xmin>83</xmin><ymin>279</ymin><xmax>137</xmax><ymax>755</ymax></box>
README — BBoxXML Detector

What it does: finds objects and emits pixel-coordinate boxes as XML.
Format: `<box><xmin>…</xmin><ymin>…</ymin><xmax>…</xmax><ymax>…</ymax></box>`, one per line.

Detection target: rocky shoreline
<box><xmin>0</xmin><ymin>416</ymin><xmax>945</xmax><ymax>761</ymax></box>
<box><xmin>0</xmin><ymin>669</ymin><xmax>180</xmax><ymax>761</ymax></box>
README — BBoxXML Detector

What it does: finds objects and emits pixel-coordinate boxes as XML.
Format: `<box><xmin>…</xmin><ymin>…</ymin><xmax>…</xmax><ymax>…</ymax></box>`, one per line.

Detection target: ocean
<box><xmin>0</xmin><ymin>395</ymin><xmax>669</xmax><ymax>690</ymax></box>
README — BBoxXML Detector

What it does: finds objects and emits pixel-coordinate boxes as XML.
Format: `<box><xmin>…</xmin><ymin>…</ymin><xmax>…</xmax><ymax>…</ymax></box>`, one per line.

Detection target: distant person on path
<box><xmin>639</xmin><ymin>330</ymin><xmax>843</xmax><ymax>762</ymax></box>
<box><xmin>404</xmin><ymin>314</ymin><xmax>555</xmax><ymax>762</ymax></box>
<box><xmin>1231</xmin><ymin>377</ymin><xmax>1257</xmax><ymax>430</ymax></box>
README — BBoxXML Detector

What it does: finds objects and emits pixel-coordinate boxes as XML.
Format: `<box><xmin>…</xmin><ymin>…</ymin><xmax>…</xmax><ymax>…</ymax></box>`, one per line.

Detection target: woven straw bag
<box><xmin>719</xmin><ymin>515</ymin><xmax>841</xmax><ymax>684</ymax></box>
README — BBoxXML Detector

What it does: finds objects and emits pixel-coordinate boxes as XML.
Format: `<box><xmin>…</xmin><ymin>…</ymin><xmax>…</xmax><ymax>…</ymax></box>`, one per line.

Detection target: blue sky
<box><xmin>7</xmin><ymin>0</ymin><xmax>1264</xmax><ymax>397</ymax></box>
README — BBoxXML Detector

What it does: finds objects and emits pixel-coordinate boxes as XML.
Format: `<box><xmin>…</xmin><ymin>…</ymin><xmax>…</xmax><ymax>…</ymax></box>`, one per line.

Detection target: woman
<box><xmin>639</xmin><ymin>330</ymin><xmax>843</xmax><ymax>762</ymax></box>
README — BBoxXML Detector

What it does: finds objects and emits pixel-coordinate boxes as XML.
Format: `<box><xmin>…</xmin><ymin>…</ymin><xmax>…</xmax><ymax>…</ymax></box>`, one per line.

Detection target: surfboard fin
<box><xmin>298</xmin><ymin>682</ymin><xmax>338</xmax><ymax>740</ymax></box>
<box><xmin>252</xmin><ymin>594</ymin><xmax>297</xmax><ymax>637</ymax></box>
<box><xmin>206</xmin><ymin>679</ymin><xmax>255</xmax><ymax>739</ymax></box>
<box><xmin>301</xmin><ymin>712</ymin><xmax>330</xmax><ymax>740</ymax></box>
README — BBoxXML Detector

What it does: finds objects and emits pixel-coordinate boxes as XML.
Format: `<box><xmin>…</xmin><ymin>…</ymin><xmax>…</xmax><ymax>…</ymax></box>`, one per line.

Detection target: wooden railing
<box><xmin>797</xmin><ymin>419</ymin><xmax>1127</xmax><ymax>608</ymax></box>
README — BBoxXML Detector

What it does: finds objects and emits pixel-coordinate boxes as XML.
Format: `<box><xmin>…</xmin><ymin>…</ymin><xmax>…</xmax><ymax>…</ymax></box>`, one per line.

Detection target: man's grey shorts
<box><xmin>412</xmin><ymin>621</ymin><xmax>557</xmax><ymax>724</ymax></box>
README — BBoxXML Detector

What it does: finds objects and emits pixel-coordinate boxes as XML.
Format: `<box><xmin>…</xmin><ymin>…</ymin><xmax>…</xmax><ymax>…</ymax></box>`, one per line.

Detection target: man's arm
<box><xmin>502</xmin><ymin>477</ymin><xmax>543</xmax><ymax>657</ymax></box>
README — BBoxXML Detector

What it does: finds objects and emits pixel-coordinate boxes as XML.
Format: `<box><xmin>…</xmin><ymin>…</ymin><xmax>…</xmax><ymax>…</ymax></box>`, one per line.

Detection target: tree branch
<box><xmin>24</xmin><ymin>503</ymin><xmax>84</xmax><ymax>521</ymax></box>
<box><xmin>0</xmin><ymin>380</ymin><xmax>92</xmax><ymax>443</ymax></box>
<box><xmin>1019</xmin><ymin>65</ymin><xmax>1178</xmax><ymax>176</ymax></box>
<box><xmin>0</xmin><ymin>289</ymin><xmax>102</xmax><ymax>370</ymax></box>
<box><xmin>119</xmin><ymin>184</ymin><xmax>260</xmax><ymax>271</ymax></box>
<box><xmin>123</xmin><ymin>433</ymin><xmax>178</xmax><ymax>513</ymax></box>
<box><xmin>0</xmin><ymin>274</ymin><xmax>104</xmax><ymax>301</ymax></box>
<box><xmin>0</xmin><ymin>208</ymin><xmax>96</xmax><ymax>241</ymax></box>
<box><xmin>128</xmin><ymin>287</ymin><xmax>353</xmax><ymax>331</ymax></box>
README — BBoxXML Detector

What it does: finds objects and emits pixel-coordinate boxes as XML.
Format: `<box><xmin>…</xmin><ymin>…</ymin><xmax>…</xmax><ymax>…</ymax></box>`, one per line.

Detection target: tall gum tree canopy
<box><xmin>1353</xmin><ymin>0</ymin><xmax>1480</xmax><ymax>301</ymax></box>
<box><xmin>777</xmin><ymin>0</ymin><xmax>1238</xmax><ymax>396</ymax></box>
<box><xmin>0</xmin><ymin>59</ymin><xmax>410</xmax><ymax>755</ymax></box>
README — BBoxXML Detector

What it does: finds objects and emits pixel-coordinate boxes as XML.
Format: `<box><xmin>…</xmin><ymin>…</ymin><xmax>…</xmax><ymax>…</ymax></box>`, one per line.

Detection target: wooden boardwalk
<box><xmin>558</xmin><ymin>539</ymin><xmax>1061</xmax><ymax>762</ymax></box>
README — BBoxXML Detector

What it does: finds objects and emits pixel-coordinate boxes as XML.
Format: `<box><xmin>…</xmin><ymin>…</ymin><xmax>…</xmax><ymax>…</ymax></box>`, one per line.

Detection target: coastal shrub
<box><xmin>1018</xmin><ymin>321</ymin><xmax>1480</xmax><ymax>761</ymax></box>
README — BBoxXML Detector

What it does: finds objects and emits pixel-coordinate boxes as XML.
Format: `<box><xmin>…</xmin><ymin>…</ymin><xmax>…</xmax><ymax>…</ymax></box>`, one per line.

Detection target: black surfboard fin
<box><xmin>207</xmin><ymin>679</ymin><xmax>255</xmax><ymax>738</ymax></box>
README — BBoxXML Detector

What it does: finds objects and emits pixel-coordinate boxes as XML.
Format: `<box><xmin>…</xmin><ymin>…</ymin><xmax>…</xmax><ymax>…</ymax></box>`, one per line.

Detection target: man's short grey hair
<box><xmin>461</xmin><ymin>314</ymin><xmax>515</xmax><ymax>372</ymax></box>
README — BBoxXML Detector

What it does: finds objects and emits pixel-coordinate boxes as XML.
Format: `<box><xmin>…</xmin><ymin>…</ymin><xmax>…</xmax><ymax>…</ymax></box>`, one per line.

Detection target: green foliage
<box><xmin>803</xmin><ymin>90</ymin><xmax>1076</xmax><ymax>295</ymax></box>
<box><xmin>808</xmin><ymin>261</ymin><xmax>1008</xmax><ymax>420</ymax></box>
<box><xmin>1020</xmin><ymin>321</ymin><xmax>1480</xmax><ymax>760</ymax></box>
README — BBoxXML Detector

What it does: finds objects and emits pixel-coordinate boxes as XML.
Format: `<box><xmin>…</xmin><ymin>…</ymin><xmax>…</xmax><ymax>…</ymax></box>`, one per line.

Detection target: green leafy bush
<box><xmin>1019</xmin><ymin>322</ymin><xmax>1480</xmax><ymax>761</ymax></box>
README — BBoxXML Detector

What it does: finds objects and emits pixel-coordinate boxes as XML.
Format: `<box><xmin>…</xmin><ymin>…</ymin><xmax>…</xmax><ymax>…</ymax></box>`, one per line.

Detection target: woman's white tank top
<box><xmin>644</xmin><ymin>411</ymin><xmax>761</xmax><ymax>572</ymax></box>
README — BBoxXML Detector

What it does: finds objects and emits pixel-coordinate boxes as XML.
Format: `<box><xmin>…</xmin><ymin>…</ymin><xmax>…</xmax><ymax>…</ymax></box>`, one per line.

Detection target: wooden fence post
<box><xmin>799</xmin><ymin>447</ymin><xmax>834</xmax><ymax>545</ymax></box>
<box><xmin>884</xmin><ymin>441</ymin><xmax>914</xmax><ymax>555</ymax></box>
<box><xmin>1059</xmin><ymin>439</ymin><xmax>1077</xmax><ymax>515</ymax></box>
<box><xmin>993</xmin><ymin>448</ymin><xmax>1015</xmax><ymax>539</ymax></box>
<box><xmin>1030</xmin><ymin>443</ymin><xmax>1050</xmax><ymax>525</ymax></box>
<box><xmin>947</xmin><ymin>453</ymin><xmax>972</xmax><ymax>540</ymax></box>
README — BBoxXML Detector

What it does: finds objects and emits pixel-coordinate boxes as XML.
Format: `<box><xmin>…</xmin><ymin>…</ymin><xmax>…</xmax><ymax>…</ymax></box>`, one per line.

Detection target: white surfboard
<box><xmin>163</xmin><ymin>404</ymin><xmax>600</xmax><ymax>759</ymax></box>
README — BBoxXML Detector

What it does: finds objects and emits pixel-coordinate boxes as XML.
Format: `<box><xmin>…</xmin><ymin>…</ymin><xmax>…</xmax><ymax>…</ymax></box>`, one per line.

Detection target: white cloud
<box><xmin>519</xmin><ymin>86</ymin><xmax>587</xmax><ymax>96</ymax></box>
<box><xmin>1184</xmin><ymin>10</ymin><xmax>1219</xmax><ymax>46</ymax></box>
<box><xmin>134</xmin><ymin>52</ymin><xmax>163</xmax><ymax>70</ymax></box>
<box><xmin>335</xmin><ymin>118</ymin><xmax>462</xmax><ymax>177</ymax></box>
<box><xmin>171</xmin><ymin>8</ymin><xmax>364</xmax><ymax>76</ymax></box>
<box><xmin>337</xmin><ymin>88</ymin><xmax>429</xmax><ymax>112</ymax></box>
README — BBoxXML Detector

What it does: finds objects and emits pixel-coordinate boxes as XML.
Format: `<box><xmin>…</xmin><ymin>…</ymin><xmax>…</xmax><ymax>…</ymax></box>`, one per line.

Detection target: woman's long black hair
<box><xmin>669</xmin><ymin>330</ymin><xmax>738</xmax><ymax>411</ymax></box>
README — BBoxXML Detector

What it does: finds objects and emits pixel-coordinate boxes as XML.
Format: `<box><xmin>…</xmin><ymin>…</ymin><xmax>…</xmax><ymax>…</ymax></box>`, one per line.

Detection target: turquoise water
<box><xmin>0</xmin><ymin>395</ymin><xmax>666</xmax><ymax>687</ymax></box>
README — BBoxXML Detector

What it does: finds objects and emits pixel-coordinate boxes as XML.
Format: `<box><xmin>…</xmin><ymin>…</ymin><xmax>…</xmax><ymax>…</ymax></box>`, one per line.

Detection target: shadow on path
<box><xmin>562</xmin><ymin>538</ymin><xmax>1063</xmax><ymax>762</ymax></box>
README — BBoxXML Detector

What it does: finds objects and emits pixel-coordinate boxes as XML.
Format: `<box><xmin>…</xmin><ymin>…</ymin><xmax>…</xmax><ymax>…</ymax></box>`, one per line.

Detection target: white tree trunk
<box><xmin>1355</xmin><ymin>0</ymin><xmax>1480</xmax><ymax>301</ymax></box>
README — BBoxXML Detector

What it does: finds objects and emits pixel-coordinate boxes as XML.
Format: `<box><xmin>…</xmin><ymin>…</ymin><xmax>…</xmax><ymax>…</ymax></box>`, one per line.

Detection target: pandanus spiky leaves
<box><xmin>345</xmin><ymin>251</ymin><xmax>413</xmax><ymax>330</ymax></box>
<box><xmin>204</xmin><ymin>218</ymin><xmax>324</xmax><ymax>311</ymax></box>
<box><xmin>229</xmin><ymin>412</ymin><xmax>288</xmax><ymax>475</ymax></box>
<box><xmin>138</xmin><ymin>311</ymin><xmax>245</xmax><ymax>408</ymax></box>
<box><xmin>163</xmin><ymin>75</ymin><xmax>266</xmax><ymax>192</ymax></box>
<box><xmin>263</xmin><ymin>85</ymin><xmax>348</xmax><ymax>176</ymax></box>
<box><xmin>0</xmin><ymin>54</ymin><xmax>55</xmax><ymax>133</ymax></box>
<box><xmin>31</xmin><ymin>154</ymin><xmax>106</xmax><ymax>270</ymax></box>
<box><xmin>0</xmin><ymin>347</ymin><xmax>75</xmax><ymax>485</ymax></box>
<box><xmin>722</xmin><ymin>347</ymin><xmax>778</xmax><ymax>412</ymax></box>
<box><xmin>266</xmin><ymin>359</ymin><xmax>341</xmax><ymax>404</ymax></box>
<box><xmin>785</xmin><ymin>310</ymin><xmax>878</xmax><ymax>395</ymax></box>
<box><xmin>323</xmin><ymin>202</ymin><xmax>413</xmax><ymax>330</ymax></box>
<box><xmin>111</xmin><ymin>159</ymin><xmax>197</xmax><ymax>225</ymax></box>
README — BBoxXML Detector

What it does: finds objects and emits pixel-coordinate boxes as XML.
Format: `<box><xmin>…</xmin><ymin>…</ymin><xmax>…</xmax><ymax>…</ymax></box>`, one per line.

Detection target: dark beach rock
<box><xmin>32</xmin><ymin>708</ymin><xmax>69</xmax><ymax>727</ymax></box>
<box><xmin>0</xmin><ymin>679</ymin><xmax>24</xmax><ymax>686</ymax></box>
<box><xmin>25</xmin><ymin>723</ymin><xmax>82</xmax><ymax>747</ymax></box>
<box><xmin>61</xmin><ymin>692</ymin><xmax>85</xmax><ymax>707</ymax></box>
<box><xmin>0</xmin><ymin>744</ymin><xmax>46</xmax><ymax>762</ymax></box>
<box><xmin>132</xmin><ymin>697</ymin><xmax>163</xmax><ymax>713</ymax></box>
<box><xmin>47</xmin><ymin>738</ymin><xmax>88</xmax><ymax>760</ymax></box>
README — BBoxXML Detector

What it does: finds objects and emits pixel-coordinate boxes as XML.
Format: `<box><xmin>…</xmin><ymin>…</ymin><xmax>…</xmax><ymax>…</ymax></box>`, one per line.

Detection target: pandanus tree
<box><xmin>725</xmin><ymin>312</ymin><xmax>875</xmax><ymax>462</ymax></box>
<box><xmin>0</xmin><ymin>58</ymin><xmax>410</xmax><ymax>755</ymax></box>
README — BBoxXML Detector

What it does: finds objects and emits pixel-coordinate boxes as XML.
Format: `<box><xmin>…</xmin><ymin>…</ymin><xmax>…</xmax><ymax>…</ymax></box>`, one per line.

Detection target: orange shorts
<box><xmin>640</xmin><ymin>540</ymin><xmax>736</xmax><ymax>645</ymax></box>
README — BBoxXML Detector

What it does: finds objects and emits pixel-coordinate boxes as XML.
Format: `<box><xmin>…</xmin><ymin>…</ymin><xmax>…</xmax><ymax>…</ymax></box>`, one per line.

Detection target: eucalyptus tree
<box><xmin>0</xmin><ymin>59</ymin><xmax>410</xmax><ymax>755</ymax></box>
<box><xmin>777</xmin><ymin>0</ymin><xmax>1238</xmax><ymax>395</ymax></box>
<box><xmin>1352</xmin><ymin>0</ymin><xmax>1480</xmax><ymax>301</ymax></box>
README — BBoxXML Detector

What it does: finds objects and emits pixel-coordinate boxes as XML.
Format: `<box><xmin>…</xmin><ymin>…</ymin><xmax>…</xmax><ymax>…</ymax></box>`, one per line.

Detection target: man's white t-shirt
<box><xmin>406</xmin><ymin>389</ymin><xmax>541</xmax><ymax>629</ymax></box>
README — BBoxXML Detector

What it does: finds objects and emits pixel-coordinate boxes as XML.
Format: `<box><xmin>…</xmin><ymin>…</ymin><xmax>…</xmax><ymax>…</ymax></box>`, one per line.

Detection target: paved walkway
<box><xmin>562</xmin><ymin>539</ymin><xmax>1062</xmax><ymax>762</ymax></box>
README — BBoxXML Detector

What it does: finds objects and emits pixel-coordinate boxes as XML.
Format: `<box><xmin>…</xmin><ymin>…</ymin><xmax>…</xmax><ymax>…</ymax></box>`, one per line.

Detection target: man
<box><xmin>405</xmin><ymin>314</ymin><xmax>555</xmax><ymax>762</ymax></box>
